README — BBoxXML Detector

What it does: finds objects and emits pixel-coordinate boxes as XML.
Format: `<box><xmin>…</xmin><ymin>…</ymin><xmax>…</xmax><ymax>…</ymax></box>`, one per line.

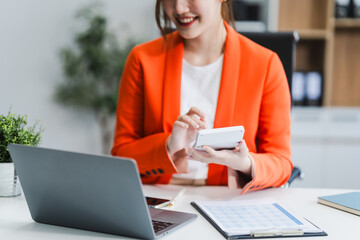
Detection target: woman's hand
<box><xmin>166</xmin><ymin>107</ymin><xmax>207</xmax><ymax>172</ymax></box>
<box><xmin>190</xmin><ymin>140</ymin><xmax>253</xmax><ymax>176</ymax></box>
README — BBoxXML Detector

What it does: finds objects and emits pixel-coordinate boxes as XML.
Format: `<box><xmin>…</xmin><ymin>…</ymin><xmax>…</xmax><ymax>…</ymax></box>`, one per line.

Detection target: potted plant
<box><xmin>0</xmin><ymin>111</ymin><xmax>42</xmax><ymax>197</ymax></box>
<box><xmin>54</xmin><ymin>4</ymin><xmax>137</xmax><ymax>154</ymax></box>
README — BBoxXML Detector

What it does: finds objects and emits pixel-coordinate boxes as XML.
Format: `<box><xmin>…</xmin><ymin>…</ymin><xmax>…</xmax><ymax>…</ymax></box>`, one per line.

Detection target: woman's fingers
<box><xmin>233</xmin><ymin>140</ymin><xmax>247</xmax><ymax>153</ymax></box>
<box><xmin>177</xmin><ymin>115</ymin><xmax>199</xmax><ymax>128</ymax></box>
<box><xmin>187</xmin><ymin>106</ymin><xmax>206</xmax><ymax>121</ymax></box>
<box><xmin>190</xmin><ymin>149</ymin><xmax>214</xmax><ymax>164</ymax></box>
<box><xmin>185</xmin><ymin>107</ymin><xmax>207</xmax><ymax>128</ymax></box>
<box><xmin>190</xmin><ymin>143</ymin><xmax>251</xmax><ymax>172</ymax></box>
<box><xmin>173</xmin><ymin>120</ymin><xmax>189</xmax><ymax>129</ymax></box>
<box><xmin>177</xmin><ymin>114</ymin><xmax>205</xmax><ymax>129</ymax></box>
<box><xmin>172</xmin><ymin>148</ymin><xmax>189</xmax><ymax>173</ymax></box>
<box><xmin>190</xmin><ymin>146</ymin><xmax>224</xmax><ymax>164</ymax></box>
<box><xmin>167</xmin><ymin>107</ymin><xmax>207</xmax><ymax>160</ymax></box>
<box><xmin>174</xmin><ymin>106</ymin><xmax>207</xmax><ymax>129</ymax></box>
<box><xmin>201</xmin><ymin>145</ymin><xmax>217</xmax><ymax>157</ymax></box>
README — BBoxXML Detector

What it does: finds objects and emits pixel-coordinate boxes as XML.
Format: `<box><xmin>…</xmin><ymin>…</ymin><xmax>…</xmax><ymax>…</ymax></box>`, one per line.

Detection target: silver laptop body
<box><xmin>8</xmin><ymin>144</ymin><xmax>197</xmax><ymax>239</ymax></box>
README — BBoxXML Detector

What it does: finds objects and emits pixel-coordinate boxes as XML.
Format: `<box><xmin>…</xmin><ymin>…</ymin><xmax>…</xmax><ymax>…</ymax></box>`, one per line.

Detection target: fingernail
<box><xmin>188</xmin><ymin>150</ymin><xmax>193</xmax><ymax>157</ymax></box>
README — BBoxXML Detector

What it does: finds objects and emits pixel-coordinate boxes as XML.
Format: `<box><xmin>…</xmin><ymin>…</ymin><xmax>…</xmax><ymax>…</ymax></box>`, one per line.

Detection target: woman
<box><xmin>111</xmin><ymin>0</ymin><xmax>292</xmax><ymax>194</ymax></box>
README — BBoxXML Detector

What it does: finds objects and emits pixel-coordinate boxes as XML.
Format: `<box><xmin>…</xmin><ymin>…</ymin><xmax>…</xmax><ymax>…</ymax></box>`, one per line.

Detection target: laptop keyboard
<box><xmin>152</xmin><ymin>220</ymin><xmax>175</xmax><ymax>233</ymax></box>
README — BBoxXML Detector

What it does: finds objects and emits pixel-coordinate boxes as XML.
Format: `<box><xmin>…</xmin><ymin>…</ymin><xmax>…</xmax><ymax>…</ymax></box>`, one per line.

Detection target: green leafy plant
<box><xmin>0</xmin><ymin>111</ymin><xmax>43</xmax><ymax>163</ymax></box>
<box><xmin>54</xmin><ymin>3</ymin><xmax>136</xmax><ymax>154</ymax></box>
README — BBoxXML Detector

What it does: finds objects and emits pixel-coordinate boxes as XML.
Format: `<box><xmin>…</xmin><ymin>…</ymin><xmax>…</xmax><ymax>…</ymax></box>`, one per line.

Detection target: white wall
<box><xmin>290</xmin><ymin>107</ymin><xmax>360</xmax><ymax>189</ymax></box>
<box><xmin>0</xmin><ymin>0</ymin><xmax>157</xmax><ymax>154</ymax></box>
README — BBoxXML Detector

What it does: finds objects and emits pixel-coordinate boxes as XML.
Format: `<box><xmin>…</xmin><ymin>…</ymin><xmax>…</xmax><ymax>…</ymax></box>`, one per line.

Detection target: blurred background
<box><xmin>1</xmin><ymin>0</ymin><xmax>359</xmax><ymax>189</ymax></box>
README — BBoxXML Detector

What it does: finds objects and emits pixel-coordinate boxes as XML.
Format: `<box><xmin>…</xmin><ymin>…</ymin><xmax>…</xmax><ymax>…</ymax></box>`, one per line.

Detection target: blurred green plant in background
<box><xmin>54</xmin><ymin>3</ymin><xmax>136</xmax><ymax>154</ymax></box>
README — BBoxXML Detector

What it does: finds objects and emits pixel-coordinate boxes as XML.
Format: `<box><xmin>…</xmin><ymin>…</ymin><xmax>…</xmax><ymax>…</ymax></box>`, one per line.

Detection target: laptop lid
<box><xmin>8</xmin><ymin>144</ymin><xmax>196</xmax><ymax>239</ymax></box>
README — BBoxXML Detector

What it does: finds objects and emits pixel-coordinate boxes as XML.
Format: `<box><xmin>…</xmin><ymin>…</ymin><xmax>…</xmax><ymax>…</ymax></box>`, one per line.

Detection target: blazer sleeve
<box><xmin>111</xmin><ymin>47</ymin><xmax>177</xmax><ymax>183</ymax></box>
<box><xmin>243</xmin><ymin>53</ymin><xmax>293</xmax><ymax>193</ymax></box>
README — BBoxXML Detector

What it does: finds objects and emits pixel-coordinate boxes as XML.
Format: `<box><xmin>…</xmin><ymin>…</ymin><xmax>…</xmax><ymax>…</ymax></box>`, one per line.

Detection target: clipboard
<box><xmin>191</xmin><ymin>199</ymin><xmax>327</xmax><ymax>239</ymax></box>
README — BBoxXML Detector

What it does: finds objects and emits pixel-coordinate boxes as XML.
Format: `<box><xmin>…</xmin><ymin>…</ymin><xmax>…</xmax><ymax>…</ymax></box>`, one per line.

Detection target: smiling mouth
<box><xmin>176</xmin><ymin>16</ymin><xmax>198</xmax><ymax>27</ymax></box>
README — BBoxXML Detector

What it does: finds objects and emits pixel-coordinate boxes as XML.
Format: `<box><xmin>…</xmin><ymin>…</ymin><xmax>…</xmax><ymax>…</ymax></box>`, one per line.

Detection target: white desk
<box><xmin>1</xmin><ymin>186</ymin><xmax>359</xmax><ymax>240</ymax></box>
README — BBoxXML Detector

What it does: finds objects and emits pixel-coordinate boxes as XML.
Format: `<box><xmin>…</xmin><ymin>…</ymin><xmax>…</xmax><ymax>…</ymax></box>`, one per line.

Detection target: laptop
<box><xmin>8</xmin><ymin>144</ymin><xmax>197</xmax><ymax>239</ymax></box>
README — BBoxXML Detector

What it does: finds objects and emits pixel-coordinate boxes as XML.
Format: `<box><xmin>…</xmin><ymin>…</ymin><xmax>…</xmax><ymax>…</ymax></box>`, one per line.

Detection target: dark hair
<box><xmin>155</xmin><ymin>0</ymin><xmax>235</xmax><ymax>38</ymax></box>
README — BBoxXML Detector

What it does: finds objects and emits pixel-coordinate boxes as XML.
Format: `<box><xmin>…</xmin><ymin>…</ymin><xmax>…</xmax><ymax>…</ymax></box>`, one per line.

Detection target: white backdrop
<box><xmin>0</xmin><ymin>0</ymin><xmax>157</xmax><ymax>154</ymax></box>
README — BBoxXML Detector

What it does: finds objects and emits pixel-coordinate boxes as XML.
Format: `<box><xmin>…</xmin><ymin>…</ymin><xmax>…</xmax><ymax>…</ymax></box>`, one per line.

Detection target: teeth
<box><xmin>179</xmin><ymin>17</ymin><xmax>195</xmax><ymax>24</ymax></box>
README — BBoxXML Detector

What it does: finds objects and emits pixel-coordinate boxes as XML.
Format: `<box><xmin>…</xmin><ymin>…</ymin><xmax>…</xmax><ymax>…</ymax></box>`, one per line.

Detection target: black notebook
<box><xmin>191</xmin><ymin>199</ymin><xmax>327</xmax><ymax>239</ymax></box>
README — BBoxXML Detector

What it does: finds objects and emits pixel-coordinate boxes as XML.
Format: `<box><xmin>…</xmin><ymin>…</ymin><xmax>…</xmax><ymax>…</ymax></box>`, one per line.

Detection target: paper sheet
<box><xmin>194</xmin><ymin>199</ymin><xmax>322</xmax><ymax>236</ymax></box>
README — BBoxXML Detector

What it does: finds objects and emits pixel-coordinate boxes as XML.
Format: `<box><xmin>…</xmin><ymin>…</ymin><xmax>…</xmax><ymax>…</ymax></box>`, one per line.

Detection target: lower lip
<box><xmin>178</xmin><ymin>18</ymin><xmax>197</xmax><ymax>28</ymax></box>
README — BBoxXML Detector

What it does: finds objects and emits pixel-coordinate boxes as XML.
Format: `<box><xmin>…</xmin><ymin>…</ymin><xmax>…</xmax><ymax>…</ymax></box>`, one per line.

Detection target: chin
<box><xmin>178</xmin><ymin>30</ymin><xmax>200</xmax><ymax>40</ymax></box>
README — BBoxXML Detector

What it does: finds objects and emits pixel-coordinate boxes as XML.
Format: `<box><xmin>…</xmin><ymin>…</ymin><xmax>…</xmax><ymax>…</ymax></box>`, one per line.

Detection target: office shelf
<box><xmin>298</xmin><ymin>29</ymin><xmax>328</xmax><ymax>40</ymax></box>
<box><xmin>278</xmin><ymin>0</ymin><xmax>360</xmax><ymax>106</ymax></box>
<box><xmin>335</xmin><ymin>19</ymin><xmax>360</xmax><ymax>28</ymax></box>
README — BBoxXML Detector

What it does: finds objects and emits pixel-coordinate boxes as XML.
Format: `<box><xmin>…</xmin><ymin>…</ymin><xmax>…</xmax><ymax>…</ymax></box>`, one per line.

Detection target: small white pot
<box><xmin>0</xmin><ymin>162</ymin><xmax>21</xmax><ymax>197</ymax></box>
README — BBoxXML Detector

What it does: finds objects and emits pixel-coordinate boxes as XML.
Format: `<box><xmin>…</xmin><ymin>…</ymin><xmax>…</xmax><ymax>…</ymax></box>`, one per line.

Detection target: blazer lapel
<box><xmin>207</xmin><ymin>22</ymin><xmax>242</xmax><ymax>185</ymax></box>
<box><xmin>162</xmin><ymin>32</ymin><xmax>184</xmax><ymax>133</ymax></box>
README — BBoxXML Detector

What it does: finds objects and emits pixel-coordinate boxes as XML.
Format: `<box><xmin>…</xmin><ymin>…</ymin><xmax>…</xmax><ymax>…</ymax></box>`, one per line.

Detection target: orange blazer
<box><xmin>111</xmin><ymin>22</ymin><xmax>293</xmax><ymax>194</ymax></box>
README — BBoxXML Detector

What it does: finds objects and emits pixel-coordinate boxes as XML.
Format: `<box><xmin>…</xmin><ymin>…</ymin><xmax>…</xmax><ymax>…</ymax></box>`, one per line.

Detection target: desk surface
<box><xmin>1</xmin><ymin>186</ymin><xmax>359</xmax><ymax>240</ymax></box>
